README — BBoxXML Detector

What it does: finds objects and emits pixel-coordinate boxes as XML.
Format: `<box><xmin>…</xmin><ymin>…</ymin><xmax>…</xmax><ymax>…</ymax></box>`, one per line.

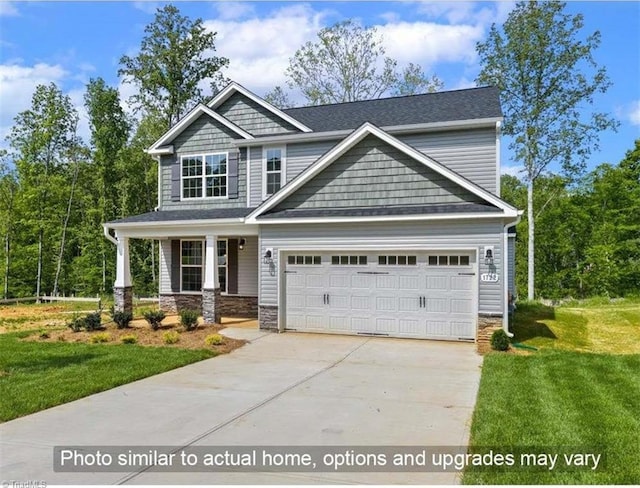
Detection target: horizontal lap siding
<box><xmin>274</xmin><ymin>135</ymin><xmax>483</xmax><ymax>210</ymax></box>
<box><xmin>159</xmin><ymin>239</ymin><xmax>172</xmax><ymax>294</ymax></box>
<box><xmin>248</xmin><ymin>146</ymin><xmax>263</xmax><ymax>207</ymax></box>
<box><xmin>508</xmin><ymin>235</ymin><xmax>516</xmax><ymax>297</ymax></box>
<box><xmin>237</xmin><ymin>235</ymin><xmax>259</xmax><ymax>296</ymax></box>
<box><xmin>160</xmin><ymin>114</ymin><xmax>247</xmax><ymax>210</ymax></box>
<box><xmin>286</xmin><ymin>139</ymin><xmax>339</xmax><ymax>182</ymax></box>
<box><xmin>396</xmin><ymin>128</ymin><xmax>497</xmax><ymax>194</ymax></box>
<box><xmin>217</xmin><ymin>93</ymin><xmax>298</xmax><ymax>136</ymax></box>
<box><xmin>259</xmin><ymin>220</ymin><xmax>504</xmax><ymax>314</ymax></box>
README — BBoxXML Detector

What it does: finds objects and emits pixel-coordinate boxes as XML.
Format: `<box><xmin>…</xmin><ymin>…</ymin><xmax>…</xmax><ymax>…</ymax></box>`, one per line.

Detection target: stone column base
<box><xmin>202</xmin><ymin>288</ymin><xmax>221</xmax><ymax>324</ymax></box>
<box><xmin>477</xmin><ymin>315</ymin><xmax>504</xmax><ymax>354</ymax></box>
<box><xmin>114</xmin><ymin>286</ymin><xmax>133</xmax><ymax>314</ymax></box>
<box><xmin>259</xmin><ymin>305</ymin><xmax>278</xmax><ymax>331</ymax></box>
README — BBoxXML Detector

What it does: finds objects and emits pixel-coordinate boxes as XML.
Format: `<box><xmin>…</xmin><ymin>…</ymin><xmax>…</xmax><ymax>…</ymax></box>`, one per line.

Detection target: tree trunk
<box><xmin>53</xmin><ymin>161</ymin><xmax>79</xmax><ymax>296</ymax></box>
<box><xmin>3</xmin><ymin>231</ymin><xmax>9</xmax><ymax>299</ymax></box>
<box><xmin>527</xmin><ymin>180</ymin><xmax>535</xmax><ymax>300</ymax></box>
<box><xmin>36</xmin><ymin>227</ymin><xmax>43</xmax><ymax>300</ymax></box>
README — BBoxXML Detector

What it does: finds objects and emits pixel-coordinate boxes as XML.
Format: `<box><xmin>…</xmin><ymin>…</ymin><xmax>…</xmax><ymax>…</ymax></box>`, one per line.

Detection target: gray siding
<box><xmin>398</xmin><ymin>128</ymin><xmax>497</xmax><ymax>194</ymax></box>
<box><xmin>508</xmin><ymin>234</ymin><xmax>516</xmax><ymax>297</ymax></box>
<box><xmin>248</xmin><ymin>146</ymin><xmax>263</xmax><ymax>207</ymax></box>
<box><xmin>160</xmin><ymin>114</ymin><xmax>247</xmax><ymax>210</ymax></box>
<box><xmin>217</xmin><ymin>92</ymin><xmax>298</xmax><ymax>136</ymax></box>
<box><xmin>274</xmin><ymin>135</ymin><xmax>483</xmax><ymax>211</ymax></box>
<box><xmin>259</xmin><ymin>220</ymin><xmax>504</xmax><ymax>314</ymax></box>
<box><xmin>237</xmin><ymin>235</ymin><xmax>259</xmax><ymax>296</ymax></box>
<box><xmin>286</xmin><ymin>139</ymin><xmax>339</xmax><ymax>182</ymax></box>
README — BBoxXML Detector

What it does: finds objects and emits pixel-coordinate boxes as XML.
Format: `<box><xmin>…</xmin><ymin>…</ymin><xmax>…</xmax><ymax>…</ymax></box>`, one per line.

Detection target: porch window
<box><xmin>181</xmin><ymin>153</ymin><xmax>227</xmax><ymax>199</ymax></box>
<box><xmin>263</xmin><ymin>147</ymin><xmax>285</xmax><ymax>197</ymax></box>
<box><xmin>181</xmin><ymin>240</ymin><xmax>203</xmax><ymax>292</ymax></box>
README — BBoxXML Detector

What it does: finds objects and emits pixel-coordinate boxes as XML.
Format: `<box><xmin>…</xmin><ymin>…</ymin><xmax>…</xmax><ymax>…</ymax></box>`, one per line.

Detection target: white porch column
<box><xmin>113</xmin><ymin>233</ymin><xmax>132</xmax><ymax>312</ymax></box>
<box><xmin>202</xmin><ymin>235</ymin><xmax>220</xmax><ymax>323</ymax></box>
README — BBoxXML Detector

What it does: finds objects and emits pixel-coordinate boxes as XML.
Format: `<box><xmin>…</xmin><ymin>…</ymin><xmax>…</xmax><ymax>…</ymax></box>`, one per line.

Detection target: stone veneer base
<box><xmin>477</xmin><ymin>314</ymin><xmax>504</xmax><ymax>354</ymax></box>
<box><xmin>259</xmin><ymin>305</ymin><xmax>279</xmax><ymax>331</ymax></box>
<box><xmin>159</xmin><ymin>293</ymin><xmax>259</xmax><ymax>323</ymax></box>
<box><xmin>114</xmin><ymin>286</ymin><xmax>133</xmax><ymax>313</ymax></box>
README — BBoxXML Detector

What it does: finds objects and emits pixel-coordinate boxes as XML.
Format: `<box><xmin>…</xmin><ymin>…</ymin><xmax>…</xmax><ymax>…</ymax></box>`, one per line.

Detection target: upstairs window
<box><xmin>181</xmin><ymin>153</ymin><xmax>227</xmax><ymax>199</ymax></box>
<box><xmin>263</xmin><ymin>147</ymin><xmax>284</xmax><ymax>197</ymax></box>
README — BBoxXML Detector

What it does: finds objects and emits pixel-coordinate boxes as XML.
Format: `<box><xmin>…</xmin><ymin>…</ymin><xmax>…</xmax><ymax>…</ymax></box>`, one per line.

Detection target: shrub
<box><xmin>180</xmin><ymin>309</ymin><xmax>199</xmax><ymax>331</ymax></box>
<box><xmin>121</xmin><ymin>334</ymin><xmax>138</xmax><ymax>344</ymax></box>
<box><xmin>84</xmin><ymin>312</ymin><xmax>102</xmax><ymax>331</ymax></box>
<box><xmin>90</xmin><ymin>332</ymin><xmax>111</xmax><ymax>344</ymax></box>
<box><xmin>163</xmin><ymin>331</ymin><xmax>180</xmax><ymax>345</ymax></box>
<box><xmin>143</xmin><ymin>310</ymin><xmax>166</xmax><ymax>331</ymax></box>
<box><xmin>112</xmin><ymin>311</ymin><xmax>133</xmax><ymax>329</ymax></box>
<box><xmin>67</xmin><ymin>316</ymin><xmax>84</xmax><ymax>333</ymax></box>
<box><xmin>491</xmin><ymin>329</ymin><xmax>510</xmax><ymax>351</ymax></box>
<box><xmin>205</xmin><ymin>334</ymin><xmax>225</xmax><ymax>346</ymax></box>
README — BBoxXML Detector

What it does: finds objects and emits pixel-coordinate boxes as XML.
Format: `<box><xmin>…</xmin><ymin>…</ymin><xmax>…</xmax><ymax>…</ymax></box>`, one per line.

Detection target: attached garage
<box><xmin>284</xmin><ymin>251</ymin><xmax>477</xmax><ymax>341</ymax></box>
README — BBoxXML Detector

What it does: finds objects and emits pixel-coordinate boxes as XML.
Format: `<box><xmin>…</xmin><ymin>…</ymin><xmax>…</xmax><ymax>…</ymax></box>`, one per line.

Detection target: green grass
<box><xmin>512</xmin><ymin>299</ymin><xmax>640</xmax><ymax>354</ymax></box>
<box><xmin>0</xmin><ymin>330</ymin><xmax>214</xmax><ymax>422</ymax></box>
<box><xmin>464</xmin><ymin>351</ymin><xmax>640</xmax><ymax>484</ymax></box>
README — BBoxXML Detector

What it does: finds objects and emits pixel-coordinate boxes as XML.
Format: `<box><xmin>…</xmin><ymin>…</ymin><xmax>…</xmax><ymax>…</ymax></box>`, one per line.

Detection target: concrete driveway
<box><xmin>0</xmin><ymin>331</ymin><xmax>482</xmax><ymax>484</ymax></box>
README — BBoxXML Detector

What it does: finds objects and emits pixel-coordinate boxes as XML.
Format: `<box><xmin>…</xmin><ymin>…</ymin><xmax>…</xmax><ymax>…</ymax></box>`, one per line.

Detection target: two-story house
<box><xmin>104</xmin><ymin>82</ymin><xmax>522</xmax><ymax>349</ymax></box>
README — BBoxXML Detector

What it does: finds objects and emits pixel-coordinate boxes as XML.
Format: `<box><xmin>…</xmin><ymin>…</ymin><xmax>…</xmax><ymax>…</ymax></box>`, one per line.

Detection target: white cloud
<box><xmin>203</xmin><ymin>4</ymin><xmax>329</xmax><ymax>96</ymax></box>
<box><xmin>132</xmin><ymin>1</ymin><xmax>161</xmax><ymax>15</ymax></box>
<box><xmin>628</xmin><ymin>100</ymin><xmax>640</xmax><ymax>126</ymax></box>
<box><xmin>501</xmin><ymin>164</ymin><xmax>524</xmax><ymax>177</ymax></box>
<box><xmin>214</xmin><ymin>1</ymin><xmax>255</xmax><ymax>21</ymax></box>
<box><xmin>0</xmin><ymin>1</ymin><xmax>19</xmax><ymax>17</ymax></box>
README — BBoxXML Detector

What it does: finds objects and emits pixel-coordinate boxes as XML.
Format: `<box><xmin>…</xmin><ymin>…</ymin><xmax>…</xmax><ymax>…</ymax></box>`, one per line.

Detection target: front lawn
<box><xmin>0</xmin><ymin>330</ymin><xmax>215</xmax><ymax>422</ymax></box>
<box><xmin>464</xmin><ymin>298</ymin><xmax>640</xmax><ymax>484</ymax></box>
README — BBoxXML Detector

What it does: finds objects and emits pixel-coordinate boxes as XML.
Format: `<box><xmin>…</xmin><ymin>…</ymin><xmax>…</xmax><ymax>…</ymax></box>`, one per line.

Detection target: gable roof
<box><xmin>246</xmin><ymin>122</ymin><xmax>519</xmax><ymax>223</ymax></box>
<box><xmin>282</xmin><ymin>86</ymin><xmax>502</xmax><ymax>132</ymax></box>
<box><xmin>147</xmin><ymin>103</ymin><xmax>253</xmax><ymax>154</ymax></box>
<box><xmin>208</xmin><ymin>82</ymin><xmax>313</xmax><ymax>133</ymax></box>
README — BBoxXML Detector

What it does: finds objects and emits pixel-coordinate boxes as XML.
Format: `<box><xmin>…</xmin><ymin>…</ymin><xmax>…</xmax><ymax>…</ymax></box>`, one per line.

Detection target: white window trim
<box><xmin>217</xmin><ymin>238</ymin><xmax>229</xmax><ymax>295</ymax></box>
<box><xmin>180</xmin><ymin>152</ymin><xmax>229</xmax><ymax>201</ymax></box>
<box><xmin>262</xmin><ymin>146</ymin><xmax>286</xmax><ymax>200</ymax></box>
<box><xmin>180</xmin><ymin>239</ymin><xmax>204</xmax><ymax>293</ymax></box>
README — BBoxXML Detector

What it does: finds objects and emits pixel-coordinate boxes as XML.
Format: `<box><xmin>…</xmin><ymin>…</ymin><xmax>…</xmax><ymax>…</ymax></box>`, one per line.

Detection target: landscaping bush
<box><xmin>121</xmin><ymin>334</ymin><xmax>138</xmax><ymax>344</ymax></box>
<box><xmin>180</xmin><ymin>310</ymin><xmax>199</xmax><ymax>331</ymax></box>
<box><xmin>143</xmin><ymin>310</ymin><xmax>166</xmax><ymax>331</ymax></box>
<box><xmin>90</xmin><ymin>333</ymin><xmax>111</xmax><ymax>344</ymax></box>
<box><xmin>112</xmin><ymin>311</ymin><xmax>133</xmax><ymax>329</ymax></box>
<box><xmin>84</xmin><ymin>312</ymin><xmax>102</xmax><ymax>331</ymax></box>
<box><xmin>67</xmin><ymin>316</ymin><xmax>84</xmax><ymax>333</ymax></box>
<box><xmin>491</xmin><ymin>329</ymin><xmax>510</xmax><ymax>351</ymax></box>
<box><xmin>39</xmin><ymin>331</ymin><xmax>49</xmax><ymax>340</ymax></box>
<box><xmin>163</xmin><ymin>331</ymin><xmax>180</xmax><ymax>345</ymax></box>
<box><xmin>205</xmin><ymin>334</ymin><xmax>225</xmax><ymax>346</ymax></box>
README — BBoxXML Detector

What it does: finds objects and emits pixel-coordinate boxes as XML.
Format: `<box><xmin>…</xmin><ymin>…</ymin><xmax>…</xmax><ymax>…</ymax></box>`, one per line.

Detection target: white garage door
<box><xmin>285</xmin><ymin>252</ymin><xmax>477</xmax><ymax>341</ymax></box>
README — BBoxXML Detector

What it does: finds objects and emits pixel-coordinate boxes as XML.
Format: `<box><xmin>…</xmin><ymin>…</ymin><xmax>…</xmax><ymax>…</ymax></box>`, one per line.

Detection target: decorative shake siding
<box><xmin>259</xmin><ymin>220</ymin><xmax>505</xmax><ymax>315</ymax></box>
<box><xmin>159</xmin><ymin>114</ymin><xmax>247</xmax><ymax>210</ymax></box>
<box><xmin>273</xmin><ymin>135</ymin><xmax>484</xmax><ymax>211</ymax></box>
<box><xmin>398</xmin><ymin>128</ymin><xmax>497</xmax><ymax>195</ymax></box>
<box><xmin>216</xmin><ymin>92</ymin><xmax>299</xmax><ymax>136</ymax></box>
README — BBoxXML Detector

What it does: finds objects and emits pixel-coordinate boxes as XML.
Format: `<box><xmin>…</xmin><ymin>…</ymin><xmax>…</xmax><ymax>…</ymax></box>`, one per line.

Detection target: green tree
<box><xmin>118</xmin><ymin>4</ymin><xmax>229</xmax><ymax>129</ymax></box>
<box><xmin>263</xmin><ymin>86</ymin><xmax>294</xmax><ymax>109</ymax></box>
<box><xmin>84</xmin><ymin>78</ymin><xmax>130</xmax><ymax>292</ymax></box>
<box><xmin>7</xmin><ymin>83</ymin><xmax>80</xmax><ymax>298</ymax></box>
<box><xmin>477</xmin><ymin>0</ymin><xmax>617</xmax><ymax>300</ymax></box>
<box><xmin>280</xmin><ymin>20</ymin><xmax>443</xmax><ymax>105</ymax></box>
<box><xmin>0</xmin><ymin>151</ymin><xmax>18</xmax><ymax>298</ymax></box>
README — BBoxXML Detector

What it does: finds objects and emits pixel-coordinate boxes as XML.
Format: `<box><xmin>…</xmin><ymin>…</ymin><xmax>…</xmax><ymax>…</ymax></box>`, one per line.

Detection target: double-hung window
<box><xmin>181</xmin><ymin>153</ymin><xmax>227</xmax><ymax>199</ymax></box>
<box><xmin>263</xmin><ymin>147</ymin><xmax>284</xmax><ymax>198</ymax></box>
<box><xmin>181</xmin><ymin>240</ymin><xmax>203</xmax><ymax>292</ymax></box>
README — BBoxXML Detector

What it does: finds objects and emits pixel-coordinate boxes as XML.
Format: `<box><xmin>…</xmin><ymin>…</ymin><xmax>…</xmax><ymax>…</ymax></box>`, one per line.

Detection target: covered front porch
<box><xmin>104</xmin><ymin>210</ymin><xmax>259</xmax><ymax>324</ymax></box>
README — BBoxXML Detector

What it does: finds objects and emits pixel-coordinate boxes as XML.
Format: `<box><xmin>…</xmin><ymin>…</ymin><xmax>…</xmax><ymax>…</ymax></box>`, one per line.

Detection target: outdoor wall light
<box><xmin>263</xmin><ymin>249</ymin><xmax>273</xmax><ymax>265</ymax></box>
<box><xmin>239</xmin><ymin>238</ymin><xmax>246</xmax><ymax>251</ymax></box>
<box><xmin>484</xmin><ymin>246</ymin><xmax>494</xmax><ymax>265</ymax></box>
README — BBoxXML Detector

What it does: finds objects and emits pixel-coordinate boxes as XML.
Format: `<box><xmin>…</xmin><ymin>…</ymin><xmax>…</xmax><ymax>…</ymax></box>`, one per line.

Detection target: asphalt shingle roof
<box><xmin>281</xmin><ymin>86</ymin><xmax>502</xmax><ymax>133</ymax></box>
<box><xmin>258</xmin><ymin>203</ymin><xmax>500</xmax><ymax>220</ymax></box>
<box><xmin>108</xmin><ymin>208</ymin><xmax>255</xmax><ymax>225</ymax></box>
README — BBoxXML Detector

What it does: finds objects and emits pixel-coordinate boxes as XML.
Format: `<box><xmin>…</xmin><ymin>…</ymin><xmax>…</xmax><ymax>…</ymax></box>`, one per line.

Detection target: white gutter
<box><xmin>503</xmin><ymin>214</ymin><xmax>522</xmax><ymax>337</ymax></box>
<box><xmin>233</xmin><ymin>117</ymin><xmax>503</xmax><ymax>147</ymax></box>
<box><xmin>107</xmin><ymin>217</ymin><xmax>247</xmax><ymax>229</ymax></box>
<box><xmin>103</xmin><ymin>225</ymin><xmax>118</xmax><ymax>246</ymax></box>
<box><xmin>252</xmin><ymin>212</ymin><xmax>516</xmax><ymax>225</ymax></box>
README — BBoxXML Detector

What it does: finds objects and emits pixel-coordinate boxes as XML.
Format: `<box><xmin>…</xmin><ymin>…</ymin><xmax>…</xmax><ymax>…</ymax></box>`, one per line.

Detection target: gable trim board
<box><xmin>147</xmin><ymin>103</ymin><xmax>254</xmax><ymax>155</ymax></box>
<box><xmin>246</xmin><ymin>123</ymin><xmax>520</xmax><ymax>223</ymax></box>
<box><xmin>208</xmin><ymin>82</ymin><xmax>313</xmax><ymax>133</ymax></box>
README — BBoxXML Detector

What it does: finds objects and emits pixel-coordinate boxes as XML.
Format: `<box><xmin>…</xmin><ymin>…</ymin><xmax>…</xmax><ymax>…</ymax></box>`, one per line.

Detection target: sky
<box><xmin>1</xmin><ymin>0</ymin><xmax>639</xmax><ymax>177</ymax></box>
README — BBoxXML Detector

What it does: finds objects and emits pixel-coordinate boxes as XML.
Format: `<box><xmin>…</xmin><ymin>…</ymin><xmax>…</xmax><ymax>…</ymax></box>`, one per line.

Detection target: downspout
<box><xmin>503</xmin><ymin>215</ymin><xmax>522</xmax><ymax>337</ymax></box>
<box><xmin>103</xmin><ymin>225</ymin><xmax>118</xmax><ymax>246</ymax></box>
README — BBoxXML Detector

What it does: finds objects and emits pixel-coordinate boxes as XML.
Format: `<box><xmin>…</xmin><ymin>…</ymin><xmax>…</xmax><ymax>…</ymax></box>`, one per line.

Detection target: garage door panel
<box><xmin>285</xmin><ymin>252</ymin><xmax>477</xmax><ymax>342</ymax></box>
